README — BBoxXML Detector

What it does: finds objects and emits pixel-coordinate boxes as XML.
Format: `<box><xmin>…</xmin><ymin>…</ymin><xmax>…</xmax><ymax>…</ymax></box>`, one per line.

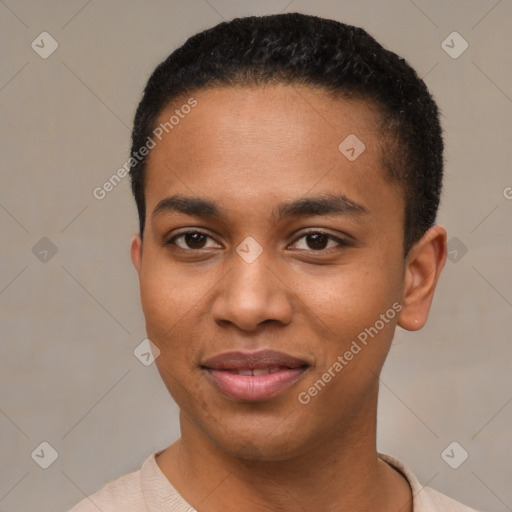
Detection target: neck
<box><xmin>156</xmin><ymin>400</ymin><xmax>412</xmax><ymax>511</ymax></box>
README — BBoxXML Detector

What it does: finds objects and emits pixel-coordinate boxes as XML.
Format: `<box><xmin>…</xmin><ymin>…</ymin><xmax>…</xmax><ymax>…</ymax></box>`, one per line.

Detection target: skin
<box><xmin>130</xmin><ymin>84</ymin><xmax>447</xmax><ymax>512</ymax></box>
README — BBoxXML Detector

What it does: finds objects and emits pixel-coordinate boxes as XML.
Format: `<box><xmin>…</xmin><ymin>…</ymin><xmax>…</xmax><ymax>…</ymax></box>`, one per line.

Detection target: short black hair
<box><xmin>129</xmin><ymin>12</ymin><xmax>443</xmax><ymax>256</ymax></box>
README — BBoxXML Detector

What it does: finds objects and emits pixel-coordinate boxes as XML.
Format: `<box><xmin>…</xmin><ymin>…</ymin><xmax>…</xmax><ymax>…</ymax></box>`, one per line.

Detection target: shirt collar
<box><xmin>141</xmin><ymin>450</ymin><xmax>437</xmax><ymax>511</ymax></box>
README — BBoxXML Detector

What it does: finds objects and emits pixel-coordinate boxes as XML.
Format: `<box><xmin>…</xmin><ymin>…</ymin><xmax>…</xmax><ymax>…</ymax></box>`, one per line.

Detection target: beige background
<box><xmin>0</xmin><ymin>1</ymin><xmax>511</xmax><ymax>511</ymax></box>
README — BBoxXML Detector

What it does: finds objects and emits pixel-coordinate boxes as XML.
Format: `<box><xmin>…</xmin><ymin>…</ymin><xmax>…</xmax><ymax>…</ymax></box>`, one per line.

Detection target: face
<box><xmin>131</xmin><ymin>85</ymin><xmax>431</xmax><ymax>461</ymax></box>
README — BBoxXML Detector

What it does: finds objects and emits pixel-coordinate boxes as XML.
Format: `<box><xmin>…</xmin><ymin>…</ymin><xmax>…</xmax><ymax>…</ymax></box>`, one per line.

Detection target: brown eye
<box><xmin>166</xmin><ymin>231</ymin><xmax>220</xmax><ymax>250</ymax></box>
<box><xmin>290</xmin><ymin>231</ymin><xmax>350</xmax><ymax>252</ymax></box>
<box><xmin>183</xmin><ymin>232</ymin><xmax>207</xmax><ymax>249</ymax></box>
<box><xmin>305</xmin><ymin>233</ymin><xmax>329</xmax><ymax>250</ymax></box>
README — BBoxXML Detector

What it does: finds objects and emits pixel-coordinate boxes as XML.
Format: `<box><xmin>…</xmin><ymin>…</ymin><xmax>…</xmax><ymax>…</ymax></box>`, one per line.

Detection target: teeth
<box><xmin>235</xmin><ymin>367</ymin><xmax>282</xmax><ymax>376</ymax></box>
<box><xmin>252</xmin><ymin>368</ymin><xmax>270</xmax><ymax>376</ymax></box>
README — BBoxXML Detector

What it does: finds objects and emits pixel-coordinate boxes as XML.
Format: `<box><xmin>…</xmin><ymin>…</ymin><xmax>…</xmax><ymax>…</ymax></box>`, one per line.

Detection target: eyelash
<box><xmin>165</xmin><ymin>229</ymin><xmax>351</xmax><ymax>254</ymax></box>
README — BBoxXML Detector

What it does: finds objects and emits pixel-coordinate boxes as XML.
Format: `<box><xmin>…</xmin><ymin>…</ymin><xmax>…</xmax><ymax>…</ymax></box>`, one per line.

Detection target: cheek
<box><xmin>296</xmin><ymin>260</ymin><xmax>401</xmax><ymax>335</ymax></box>
<box><xmin>138</xmin><ymin>254</ymin><xmax>215</xmax><ymax>378</ymax></box>
<box><xmin>139</xmin><ymin>255</ymin><xmax>204</xmax><ymax>334</ymax></box>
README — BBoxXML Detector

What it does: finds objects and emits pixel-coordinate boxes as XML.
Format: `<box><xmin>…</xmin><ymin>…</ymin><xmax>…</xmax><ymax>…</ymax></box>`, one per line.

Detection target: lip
<box><xmin>202</xmin><ymin>350</ymin><xmax>309</xmax><ymax>402</ymax></box>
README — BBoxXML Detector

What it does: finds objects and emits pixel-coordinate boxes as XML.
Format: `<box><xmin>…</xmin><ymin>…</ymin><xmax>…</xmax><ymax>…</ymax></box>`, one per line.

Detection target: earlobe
<box><xmin>130</xmin><ymin>234</ymin><xmax>143</xmax><ymax>274</ymax></box>
<box><xmin>397</xmin><ymin>225</ymin><xmax>447</xmax><ymax>331</ymax></box>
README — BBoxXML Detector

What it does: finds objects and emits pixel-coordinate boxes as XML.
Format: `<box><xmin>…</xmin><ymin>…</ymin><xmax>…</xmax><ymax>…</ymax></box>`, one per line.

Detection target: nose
<box><xmin>210</xmin><ymin>252</ymin><xmax>294</xmax><ymax>332</ymax></box>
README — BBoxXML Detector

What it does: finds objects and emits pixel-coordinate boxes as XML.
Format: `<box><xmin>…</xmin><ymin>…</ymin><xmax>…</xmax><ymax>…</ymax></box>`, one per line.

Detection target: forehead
<box><xmin>155</xmin><ymin>85</ymin><xmax>383</xmax><ymax>160</ymax></box>
<box><xmin>144</xmin><ymin>85</ymin><xmax>401</xmax><ymax>224</ymax></box>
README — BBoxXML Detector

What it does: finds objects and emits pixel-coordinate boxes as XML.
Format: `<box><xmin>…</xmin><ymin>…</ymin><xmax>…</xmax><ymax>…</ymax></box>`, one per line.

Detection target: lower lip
<box><xmin>205</xmin><ymin>367</ymin><xmax>307</xmax><ymax>401</ymax></box>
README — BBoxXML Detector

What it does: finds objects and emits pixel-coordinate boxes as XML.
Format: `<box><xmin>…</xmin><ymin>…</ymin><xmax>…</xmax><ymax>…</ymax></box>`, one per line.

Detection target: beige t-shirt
<box><xmin>69</xmin><ymin>451</ymin><xmax>479</xmax><ymax>511</ymax></box>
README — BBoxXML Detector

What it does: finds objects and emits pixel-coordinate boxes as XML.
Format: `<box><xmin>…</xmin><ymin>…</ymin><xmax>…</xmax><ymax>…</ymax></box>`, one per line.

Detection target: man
<box><xmin>70</xmin><ymin>12</ymin><xmax>478</xmax><ymax>512</ymax></box>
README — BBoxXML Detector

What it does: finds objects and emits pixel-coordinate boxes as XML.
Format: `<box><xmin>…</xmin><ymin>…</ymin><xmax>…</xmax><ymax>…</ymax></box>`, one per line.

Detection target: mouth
<box><xmin>201</xmin><ymin>350</ymin><xmax>310</xmax><ymax>402</ymax></box>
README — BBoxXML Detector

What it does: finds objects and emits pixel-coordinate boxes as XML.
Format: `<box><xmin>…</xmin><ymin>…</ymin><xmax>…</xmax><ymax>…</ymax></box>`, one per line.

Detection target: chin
<box><xmin>210</xmin><ymin>429</ymin><xmax>306</xmax><ymax>462</ymax></box>
<box><xmin>189</xmin><ymin>405</ymin><xmax>317</xmax><ymax>463</ymax></box>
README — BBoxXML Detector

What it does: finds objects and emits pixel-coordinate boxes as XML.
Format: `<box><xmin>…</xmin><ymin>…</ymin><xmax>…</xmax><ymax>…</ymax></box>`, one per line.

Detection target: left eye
<box><xmin>290</xmin><ymin>232</ymin><xmax>348</xmax><ymax>251</ymax></box>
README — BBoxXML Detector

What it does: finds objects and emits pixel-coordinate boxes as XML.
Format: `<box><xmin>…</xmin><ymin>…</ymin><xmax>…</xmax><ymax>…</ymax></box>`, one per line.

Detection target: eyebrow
<box><xmin>151</xmin><ymin>193</ymin><xmax>369</xmax><ymax>222</ymax></box>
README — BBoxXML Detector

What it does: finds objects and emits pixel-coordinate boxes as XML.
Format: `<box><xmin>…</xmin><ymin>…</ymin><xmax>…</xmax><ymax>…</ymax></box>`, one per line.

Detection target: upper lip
<box><xmin>201</xmin><ymin>350</ymin><xmax>309</xmax><ymax>370</ymax></box>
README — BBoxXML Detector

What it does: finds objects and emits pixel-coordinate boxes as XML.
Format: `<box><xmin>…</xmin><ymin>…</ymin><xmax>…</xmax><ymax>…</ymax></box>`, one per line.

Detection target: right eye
<box><xmin>165</xmin><ymin>230</ymin><xmax>222</xmax><ymax>251</ymax></box>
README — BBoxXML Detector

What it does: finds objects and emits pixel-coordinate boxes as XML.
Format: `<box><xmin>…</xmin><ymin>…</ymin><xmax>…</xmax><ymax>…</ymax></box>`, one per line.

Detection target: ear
<box><xmin>397</xmin><ymin>225</ymin><xmax>447</xmax><ymax>331</ymax></box>
<box><xmin>130</xmin><ymin>234</ymin><xmax>143</xmax><ymax>274</ymax></box>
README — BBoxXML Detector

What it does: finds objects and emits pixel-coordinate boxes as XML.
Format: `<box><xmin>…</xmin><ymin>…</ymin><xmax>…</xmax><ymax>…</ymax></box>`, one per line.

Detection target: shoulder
<box><xmin>420</xmin><ymin>486</ymin><xmax>480</xmax><ymax>511</ymax></box>
<box><xmin>68</xmin><ymin>450</ymin><xmax>197</xmax><ymax>512</ymax></box>
<box><xmin>67</xmin><ymin>465</ymin><xmax>144</xmax><ymax>512</ymax></box>
<box><xmin>378</xmin><ymin>452</ymin><xmax>480</xmax><ymax>512</ymax></box>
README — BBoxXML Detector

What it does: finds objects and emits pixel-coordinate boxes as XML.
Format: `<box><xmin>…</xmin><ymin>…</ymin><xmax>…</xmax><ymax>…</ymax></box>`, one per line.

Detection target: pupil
<box><xmin>307</xmin><ymin>233</ymin><xmax>327</xmax><ymax>250</ymax></box>
<box><xmin>186</xmin><ymin>232</ymin><xmax>206</xmax><ymax>248</ymax></box>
